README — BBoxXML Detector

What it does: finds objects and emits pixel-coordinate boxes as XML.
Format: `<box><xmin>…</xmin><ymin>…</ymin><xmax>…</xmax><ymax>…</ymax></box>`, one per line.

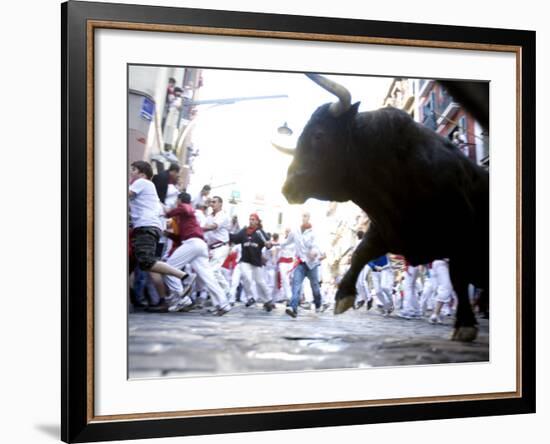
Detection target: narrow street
<box><xmin>129</xmin><ymin>303</ymin><xmax>489</xmax><ymax>378</ymax></box>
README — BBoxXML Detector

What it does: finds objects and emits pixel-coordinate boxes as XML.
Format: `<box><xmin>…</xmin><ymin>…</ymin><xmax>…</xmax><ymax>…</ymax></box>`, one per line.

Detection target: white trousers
<box><xmin>419</xmin><ymin>272</ymin><xmax>437</xmax><ymax>311</ymax></box>
<box><xmin>229</xmin><ymin>264</ymin><xmax>256</xmax><ymax>303</ymax></box>
<box><xmin>221</xmin><ymin>267</ymin><xmax>232</xmax><ymax>288</ymax></box>
<box><xmin>277</xmin><ymin>261</ymin><xmax>293</xmax><ymax>301</ymax></box>
<box><xmin>371</xmin><ymin>267</ymin><xmax>394</xmax><ymax>309</ymax></box>
<box><xmin>402</xmin><ymin>265</ymin><xmax>421</xmax><ymax>314</ymax></box>
<box><xmin>209</xmin><ymin>244</ymin><xmax>230</xmax><ymax>295</ymax></box>
<box><xmin>239</xmin><ymin>262</ymin><xmax>272</xmax><ymax>303</ymax></box>
<box><xmin>355</xmin><ymin>265</ymin><xmax>371</xmax><ymax>303</ymax></box>
<box><xmin>265</xmin><ymin>267</ymin><xmax>276</xmax><ymax>297</ymax></box>
<box><xmin>229</xmin><ymin>263</ymin><xmax>241</xmax><ymax>302</ymax></box>
<box><xmin>432</xmin><ymin>260</ymin><xmax>453</xmax><ymax>304</ymax></box>
<box><xmin>164</xmin><ymin>237</ymin><xmax>228</xmax><ymax>308</ymax></box>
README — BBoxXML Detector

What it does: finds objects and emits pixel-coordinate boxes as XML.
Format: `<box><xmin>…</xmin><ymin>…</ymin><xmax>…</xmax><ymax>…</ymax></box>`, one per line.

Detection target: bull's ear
<box><xmin>344</xmin><ymin>101</ymin><xmax>360</xmax><ymax>119</ymax></box>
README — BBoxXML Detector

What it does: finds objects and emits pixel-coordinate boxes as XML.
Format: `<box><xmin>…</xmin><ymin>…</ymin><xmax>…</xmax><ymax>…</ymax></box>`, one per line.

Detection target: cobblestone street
<box><xmin>129</xmin><ymin>303</ymin><xmax>489</xmax><ymax>378</ymax></box>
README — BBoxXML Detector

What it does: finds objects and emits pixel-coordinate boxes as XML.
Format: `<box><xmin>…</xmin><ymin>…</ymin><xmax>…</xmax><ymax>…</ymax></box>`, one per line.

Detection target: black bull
<box><xmin>276</xmin><ymin>74</ymin><xmax>488</xmax><ymax>342</ymax></box>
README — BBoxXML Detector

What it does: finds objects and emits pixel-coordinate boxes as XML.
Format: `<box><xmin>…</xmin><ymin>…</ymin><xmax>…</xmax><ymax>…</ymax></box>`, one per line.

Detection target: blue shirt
<box><xmin>369</xmin><ymin>255</ymin><xmax>389</xmax><ymax>269</ymax></box>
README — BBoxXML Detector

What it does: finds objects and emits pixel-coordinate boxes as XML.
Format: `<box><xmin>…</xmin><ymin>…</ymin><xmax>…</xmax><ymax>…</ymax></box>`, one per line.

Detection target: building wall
<box><xmin>416</xmin><ymin>80</ymin><xmax>485</xmax><ymax>165</ymax></box>
<box><xmin>127</xmin><ymin>66</ymin><xmax>205</xmax><ymax>181</ymax></box>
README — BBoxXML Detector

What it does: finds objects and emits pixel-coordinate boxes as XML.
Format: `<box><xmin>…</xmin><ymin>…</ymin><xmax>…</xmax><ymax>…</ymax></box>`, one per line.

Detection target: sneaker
<box><xmin>144</xmin><ymin>302</ymin><xmax>170</xmax><ymax>313</ymax></box>
<box><xmin>367</xmin><ymin>299</ymin><xmax>373</xmax><ymax>310</ymax></box>
<box><xmin>216</xmin><ymin>304</ymin><xmax>231</xmax><ymax>316</ymax></box>
<box><xmin>164</xmin><ymin>293</ymin><xmax>179</xmax><ymax>305</ymax></box>
<box><xmin>263</xmin><ymin>302</ymin><xmax>275</xmax><ymax>312</ymax></box>
<box><xmin>300</xmin><ymin>301</ymin><xmax>312</xmax><ymax>310</ymax></box>
<box><xmin>245</xmin><ymin>298</ymin><xmax>256</xmax><ymax>307</ymax></box>
<box><xmin>397</xmin><ymin>310</ymin><xmax>422</xmax><ymax>320</ymax></box>
<box><xmin>354</xmin><ymin>300</ymin><xmax>365</xmax><ymax>310</ymax></box>
<box><xmin>285</xmin><ymin>307</ymin><xmax>297</xmax><ymax>318</ymax></box>
<box><xmin>180</xmin><ymin>274</ymin><xmax>197</xmax><ymax>297</ymax></box>
<box><xmin>132</xmin><ymin>299</ymin><xmax>149</xmax><ymax>309</ymax></box>
<box><xmin>429</xmin><ymin>313</ymin><xmax>443</xmax><ymax>324</ymax></box>
<box><xmin>321</xmin><ymin>303</ymin><xmax>330</xmax><ymax>312</ymax></box>
<box><xmin>168</xmin><ymin>295</ymin><xmax>193</xmax><ymax>312</ymax></box>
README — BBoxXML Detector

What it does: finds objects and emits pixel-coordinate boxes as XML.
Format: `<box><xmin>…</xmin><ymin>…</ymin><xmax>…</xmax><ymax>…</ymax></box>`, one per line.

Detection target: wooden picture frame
<box><xmin>62</xmin><ymin>1</ymin><xmax>535</xmax><ymax>442</ymax></box>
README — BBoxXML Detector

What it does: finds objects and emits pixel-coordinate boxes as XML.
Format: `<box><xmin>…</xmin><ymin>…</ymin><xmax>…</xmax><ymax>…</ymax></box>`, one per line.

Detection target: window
<box><xmin>459</xmin><ymin>115</ymin><xmax>467</xmax><ymax>134</ymax></box>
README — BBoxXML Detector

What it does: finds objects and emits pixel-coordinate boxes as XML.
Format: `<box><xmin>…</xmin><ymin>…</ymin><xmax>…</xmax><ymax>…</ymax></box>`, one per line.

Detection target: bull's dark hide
<box><xmin>280</xmin><ymin>75</ymin><xmax>489</xmax><ymax>342</ymax></box>
<box><xmin>439</xmin><ymin>80</ymin><xmax>489</xmax><ymax>131</ymax></box>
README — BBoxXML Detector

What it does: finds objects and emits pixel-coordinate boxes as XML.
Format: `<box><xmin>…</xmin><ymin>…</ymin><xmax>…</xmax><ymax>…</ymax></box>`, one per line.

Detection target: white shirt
<box><xmin>192</xmin><ymin>193</ymin><xmax>208</xmax><ymax>209</ymax></box>
<box><xmin>129</xmin><ymin>178</ymin><xmax>163</xmax><ymax>230</ymax></box>
<box><xmin>194</xmin><ymin>209</ymin><xmax>207</xmax><ymax>229</ymax></box>
<box><xmin>164</xmin><ymin>184</ymin><xmax>179</xmax><ymax>210</ymax></box>
<box><xmin>263</xmin><ymin>245</ymin><xmax>279</xmax><ymax>269</ymax></box>
<box><xmin>282</xmin><ymin>227</ymin><xmax>321</xmax><ymax>269</ymax></box>
<box><xmin>232</xmin><ymin>244</ymin><xmax>242</xmax><ymax>262</ymax></box>
<box><xmin>279</xmin><ymin>237</ymin><xmax>295</xmax><ymax>259</ymax></box>
<box><xmin>204</xmin><ymin>210</ymin><xmax>230</xmax><ymax>246</ymax></box>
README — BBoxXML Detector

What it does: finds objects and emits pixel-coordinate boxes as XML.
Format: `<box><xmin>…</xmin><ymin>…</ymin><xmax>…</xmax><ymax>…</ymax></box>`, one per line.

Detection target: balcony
<box><xmin>418</xmin><ymin>79</ymin><xmax>434</xmax><ymax>98</ymax></box>
<box><xmin>436</xmin><ymin>94</ymin><xmax>453</xmax><ymax>115</ymax></box>
<box><xmin>436</xmin><ymin>96</ymin><xmax>459</xmax><ymax>126</ymax></box>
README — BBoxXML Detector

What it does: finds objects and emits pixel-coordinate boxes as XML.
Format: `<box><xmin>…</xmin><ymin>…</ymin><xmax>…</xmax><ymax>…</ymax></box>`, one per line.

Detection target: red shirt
<box><xmin>165</xmin><ymin>203</ymin><xmax>204</xmax><ymax>256</ymax></box>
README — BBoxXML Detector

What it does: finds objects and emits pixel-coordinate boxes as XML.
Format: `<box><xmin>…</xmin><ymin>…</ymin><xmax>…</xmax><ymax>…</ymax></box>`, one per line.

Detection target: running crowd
<box><xmin>129</xmin><ymin>160</ymin><xmax>486</xmax><ymax>323</ymax></box>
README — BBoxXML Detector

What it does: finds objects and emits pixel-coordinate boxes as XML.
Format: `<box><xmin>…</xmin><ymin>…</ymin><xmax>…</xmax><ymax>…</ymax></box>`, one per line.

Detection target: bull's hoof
<box><xmin>334</xmin><ymin>296</ymin><xmax>355</xmax><ymax>314</ymax></box>
<box><xmin>451</xmin><ymin>326</ymin><xmax>478</xmax><ymax>342</ymax></box>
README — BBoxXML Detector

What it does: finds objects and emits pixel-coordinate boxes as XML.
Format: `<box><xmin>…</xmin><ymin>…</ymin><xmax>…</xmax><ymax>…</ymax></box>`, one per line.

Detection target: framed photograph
<box><xmin>62</xmin><ymin>1</ymin><xmax>535</xmax><ymax>442</ymax></box>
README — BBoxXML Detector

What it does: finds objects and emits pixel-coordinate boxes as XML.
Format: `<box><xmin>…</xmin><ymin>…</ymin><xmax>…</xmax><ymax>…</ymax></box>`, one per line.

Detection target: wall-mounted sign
<box><xmin>140</xmin><ymin>97</ymin><xmax>155</xmax><ymax>121</ymax></box>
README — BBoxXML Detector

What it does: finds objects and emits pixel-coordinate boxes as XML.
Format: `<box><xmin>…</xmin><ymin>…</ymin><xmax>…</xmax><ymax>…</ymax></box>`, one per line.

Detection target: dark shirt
<box><xmin>151</xmin><ymin>170</ymin><xmax>170</xmax><ymax>203</ymax></box>
<box><xmin>230</xmin><ymin>228</ymin><xmax>269</xmax><ymax>267</ymax></box>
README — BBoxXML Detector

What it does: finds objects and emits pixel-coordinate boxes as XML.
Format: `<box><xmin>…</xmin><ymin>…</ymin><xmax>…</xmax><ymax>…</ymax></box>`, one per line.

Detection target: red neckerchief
<box><xmin>246</xmin><ymin>226</ymin><xmax>258</xmax><ymax>236</ymax></box>
<box><xmin>300</xmin><ymin>223</ymin><xmax>312</xmax><ymax>232</ymax></box>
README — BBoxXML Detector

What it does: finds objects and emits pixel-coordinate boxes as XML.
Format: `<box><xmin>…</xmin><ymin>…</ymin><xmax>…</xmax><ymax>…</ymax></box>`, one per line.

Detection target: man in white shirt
<box><xmin>202</xmin><ymin>195</ymin><xmax>231</xmax><ymax>296</ymax></box>
<box><xmin>275</xmin><ymin>228</ymin><xmax>295</xmax><ymax>303</ymax></box>
<box><xmin>129</xmin><ymin>161</ymin><xmax>194</xmax><ymax>309</ymax></box>
<box><xmin>282</xmin><ymin>212</ymin><xmax>324</xmax><ymax>317</ymax></box>
<box><xmin>194</xmin><ymin>202</ymin><xmax>208</xmax><ymax>228</ymax></box>
<box><xmin>192</xmin><ymin>184</ymin><xmax>211</xmax><ymax>209</ymax></box>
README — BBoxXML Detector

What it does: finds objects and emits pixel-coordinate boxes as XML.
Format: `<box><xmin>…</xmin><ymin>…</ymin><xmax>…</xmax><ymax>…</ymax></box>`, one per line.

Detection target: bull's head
<box><xmin>275</xmin><ymin>74</ymin><xmax>360</xmax><ymax>204</ymax></box>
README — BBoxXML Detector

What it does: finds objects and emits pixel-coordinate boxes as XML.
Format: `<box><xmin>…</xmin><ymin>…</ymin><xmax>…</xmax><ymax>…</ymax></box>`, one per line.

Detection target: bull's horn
<box><xmin>271</xmin><ymin>140</ymin><xmax>295</xmax><ymax>156</ymax></box>
<box><xmin>306</xmin><ymin>73</ymin><xmax>351</xmax><ymax>116</ymax></box>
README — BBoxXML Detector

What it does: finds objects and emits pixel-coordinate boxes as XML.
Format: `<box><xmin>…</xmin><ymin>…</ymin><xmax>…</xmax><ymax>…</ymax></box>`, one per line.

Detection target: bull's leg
<box><xmin>334</xmin><ymin>227</ymin><xmax>386</xmax><ymax>314</ymax></box>
<box><xmin>449</xmin><ymin>261</ymin><xmax>478</xmax><ymax>342</ymax></box>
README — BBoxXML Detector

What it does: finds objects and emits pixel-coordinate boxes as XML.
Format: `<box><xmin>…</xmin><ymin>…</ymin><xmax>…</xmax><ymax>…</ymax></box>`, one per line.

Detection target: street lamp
<box><xmin>277</xmin><ymin>121</ymin><xmax>293</xmax><ymax>136</ymax></box>
<box><xmin>272</xmin><ymin>121</ymin><xmax>296</xmax><ymax>156</ymax></box>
